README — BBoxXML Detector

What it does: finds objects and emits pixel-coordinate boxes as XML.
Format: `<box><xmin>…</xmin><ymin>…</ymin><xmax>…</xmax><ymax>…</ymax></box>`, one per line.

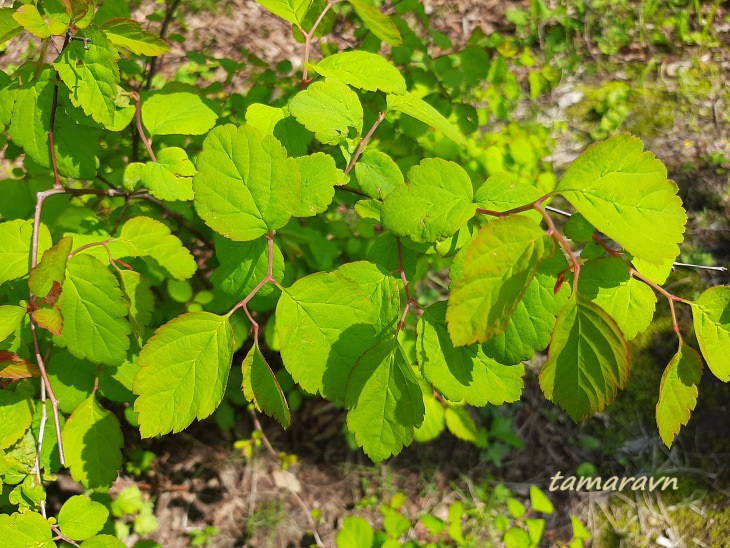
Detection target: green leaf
<box><xmin>539</xmin><ymin>293</ymin><xmax>630</xmax><ymax>421</ymax></box>
<box><xmin>444</xmin><ymin>406</ymin><xmax>479</xmax><ymax>444</ymax></box>
<box><xmin>308</xmin><ymin>51</ymin><xmax>407</xmax><ymax>94</ymax></box>
<box><xmin>57</xmin><ymin>254</ymin><xmax>131</xmax><ymax>365</ymax></box>
<box><xmin>245</xmin><ymin>103</ymin><xmax>287</xmax><ymax>134</ymax></box>
<box><xmin>289</xmin><ymin>79</ymin><xmax>363</xmax><ymax>145</ymax></box>
<box><xmin>101</xmin><ymin>17</ymin><xmax>170</xmax><ymax>56</ymax></box>
<box><xmin>62</xmin><ymin>0</ymin><xmax>92</xmax><ymax>19</ymax></box>
<box><xmin>336</xmin><ymin>517</ymin><xmax>374</xmax><ymax>548</ymax></box>
<box><xmin>474</xmin><ymin>172</ymin><xmax>542</xmax><ymax>214</ymax></box>
<box><xmin>0</xmin><ymin>512</ymin><xmax>54</xmax><ymax>548</ymax></box>
<box><xmin>354</xmin><ymin>149</ymin><xmax>404</xmax><ymax>199</ymax></box>
<box><xmin>418</xmin><ymin>302</ymin><xmax>524</xmax><ymax>405</ymax></box>
<box><xmin>277</xmin><ymin>268</ymin><xmax>376</xmax><ymax>400</ymax></box>
<box><xmin>345</xmin><ymin>340</ymin><xmax>425</xmax><ymax>462</ymax></box>
<box><xmin>556</xmin><ymin>134</ymin><xmax>686</xmax><ymax>284</ymax></box>
<box><xmin>692</xmin><ymin>286</ymin><xmax>730</xmax><ymax>382</ymax></box>
<box><xmin>47</xmin><ymin>349</ymin><xmax>97</xmax><ymax>414</ymax></box>
<box><xmin>348</xmin><ymin>0</ymin><xmax>401</xmax><ymax>46</ymax></box>
<box><xmin>193</xmin><ymin>124</ymin><xmax>301</xmax><ymax>241</ymax></box>
<box><xmin>254</xmin><ymin>0</ymin><xmax>313</xmax><ymax>26</ymax></box>
<box><xmin>0</xmin><ymin>219</ymin><xmax>51</xmax><ymax>286</ymax></box>
<box><xmin>54</xmin><ymin>26</ymin><xmax>122</xmax><ymax>129</ymax></box>
<box><xmin>63</xmin><ymin>395</ymin><xmax>123</xmax><ymax>488</ymax></box>
<box><xmin>140</xmin><ymin>148</ymin><xmax>195</xmax><ymax>201</ymax></box>
<box><xmin>526</xmin><ymin>518</ymin><xmax>546</xmax><ymax>545</ymax></box>
<box><xmin>211</xmin><ymin>235</ymin><xmax>284</xmax><ymax>299</ymax></box>
<box><xmin>79</xmin><ymin>535</ymin><xmax>126</xmax><ymax>548</ymax></box>
<box><xmin>292</xmin><ymin>152</ymin><xmax>345</xmax><ymax>217</ymax></box>
<box><xmin>134</xmin><ymin>312</ymin><xmax>233</xmax><ymax>437</ymax></box>
<box><xmin>118</xmin><ymin>270</ymin><xmax>154</xmax><ymax>344</ymax></box>
<box><xmin>504</xmin><ymin>527</ymin><xmax>531</xmax><ymax>548</ymax></box>
<box><xmin>242</xmin><ymin>342</ymin><xmax>290</xmax><ymax>428</ymax></box>
<box><xmin>13</xmin><ymin>5</ymin><xmax>51</xmax><ymax>38</ymax></box>
<box><xmin>338</xmin><ymin>261</ymin><xmax>401</xmax><ymax>336</ymax></box>
<box><xmin>58</xmin><ymin>494</ymin><xmax>110</xmax><ymax>541</ymax></box>
<box><xmin>0</xmin><ymin>382</ymin><xmax>34</xmax><ymax>449</ymax></box>
<box><xmin>656</xmin><ymin>344</ymin><xmax>702</xmax><ymax>447</ymax></box>
<box><xmin>0</xmin><ymin>8</ymin><xmax>23</xmax><ymax>45</ymax></box>
<box><xmin>0</xmin><ymin>306</ymin><xmax>26</xmax><ymax>343</ymax></box>
<box><xmin>141</xmin><ymin>91</ymin><xmax>218</xmax><ymax>136</ymax></box>
<box><xmin>563</xmin><ymin>212</ymin><xmax>595</xmax><ymax>243</ymax></box>
<box><xmin>386</xmin><ymin>92</ymin><xmax>466</xmax><ymax>146</ymax></box>
<box><xmin>446</xmin><ymin>216</ymin><xmax>553</xmax><ymax>346</ymax></box>
<box><xmin>413</xmin><ymin>384</ymin><xmax>445</xmax><ymax>443</ymax></box>
<box><xmin>529</xmin><ymin>486</ymin><xmax>554</xmax><ymax>514</ymax></box>
<box><xmin>381</xmin><ymin>158</ymin><xmax>476</xmax><ymax>243</ymax></box>
<box><xmin>578</xmin><ymin>257</ymin><xmax>656</xmax><ymax>341</ymax></box>
<box><xmin>29</xmin><ymin>235</ymin><xmax>72</xmax><ymax>299</ymax></box>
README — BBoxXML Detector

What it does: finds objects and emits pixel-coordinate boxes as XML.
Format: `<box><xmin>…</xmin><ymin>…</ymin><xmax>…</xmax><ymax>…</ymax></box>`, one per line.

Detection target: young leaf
<box><xmin>289</xmin><ymin>79</ymin><xmax>363</xmax><ymax>145</ymax></box>
<box><xmin>0</xmin><ymin>220</ymin><xmax>52</xmax><ymax>286</ymax></box>
<box><xmin>0</xmin><ymin>512</ymin><xmax>54</xmax><ymax>547</ymax></box>
<box><xmin>54</xmin><ymin>26</ymin><xmax>122</xmax><ymax>129</ymax></box>
<box><xmin>58</xmin><ymin>494</ymin><xmax>109</xmax><ymax>541</ymax></box>
<box><xmin>556</xmin><ymin>134</ymin><xmax>686</xmax><ymax>284</ymax></box>
<box><xmin>193</xmin><ymin>124</ymin><xmax>301</xmax><ymax>241</ymax></box>
<box><xmin>539</xmin><ymin>293</ymin><xmax>630</xmax><ymax>421</ymax></box>
<box><xmin>211</xmin><ymin>235</ymin><xmax>284</xmax><ymax>299</ymax></box>
<box><xmin>578</xmin><ymin>257</ymin><xmax>656</xmax><ymax>340</ymax></box>
<box><xmin>692</xmin><ymin>286</ymin><xmax>730</xmax><ymax>382</ymax></box>
<box><xmin>12</xmin><ymin>5</ymin><xmax>51</xmax><ymax>38</ymax></box>
<box><xmin>444</xmin><ymin>406</ymin><xmax>479</xmax><ymax>444</ymax></box>
<box><xmin>63</xmin><ymin>395</ymin><xmax>124</xmax><ymax>488</ymax></box>
<box><xmin>140</xmin><ymin>147</ymin><xmax>196</xmax><ymax>201</ymax></box>
<box><xmin>386</xmin><ymin>92</ymin><xmax>466</xmax><ymax>146</ymax></box>
<box><xmin>245</xmin><ymin>103</ymin><xmax>288</xmax><ymax>134</ymax></box>
<box><xmin>242</xmin><ymin>342</ymin><xmax>291</xmax><ymax>428</ymax></box>
<box><xmin>0</xmin><ymin>352</ymin><xmax>40</xmax><ymax>380</ymax></box>
<box><xmin>474</xmin><ymin>172</ymin><xmax>542</xmax><ymax>214</ymax></box>
<box><xmin>62</xmin><ymin>0</ymin><xmax>91</xmax><ymax>20</ymax></box>
<box><xmin>0</xmin><ymin>305</ymin><xmax>26</xmax><ymax>342</ymax></box>
<box><xmin>418</xmin><ymin>302</ymin><xmax>524</xmax><ymax>406</ymax></box>
<box><xmin>141</xmin><ymin>92</ymin><xmax>218</xmax><ymax>136</ymax></box>
<box><xmin>117</xmin><ymin>270</ymin><xmax>154</xmax><ymax>344</ymax></box>
<box><xmin>447</xmin><ymin>216</ymin><xmax>553</xmax><ymax>346</ymax></box>
<box><xmin>134</xmin><ymin>312</ymin><xmax>234</xmax><ymax>437</ymax></box>
<box><xmin>277</xmin><ymin>269</ymin><xmax>376</xmax><ymax>400</ymax></box>
<box><xmin>0</xmin><ymin>382</ymin><xmax>34</xmax><ymax>449</ymax></box>
<box><xmin>529</xmin><ymin>486</ymin><xmax>554</xmax><ymax>514</ymax></box>
<box><xmin>381</xmin><ymin>158</ymin><xmax>476</xmax><ymax>243</ymax></box>
<box><xmin>254</xmin><ymin>0</ymin><xmax>313</xmax><ymax>26</ymax></box>
<box><xmin>57</xmin><ymin>254</ymin><xmax>131</xmax><ymax>366</ymax></box>
<box><xmin>292</xmin><ymin>152</ymin><xmax>346</xmax><ymax>217</ymax></box>
<box><xmin>101</xmin><ymin>18</ymin><xmax>170</xmax><ymax>56</ymax></box>
<box><xmin>656</xmin><ymin>344</ymin><xmax>702</xmax><ymax>447</ymax></box>
<box><xmin>347</xmin><ymin>0</ymin><xmax>401</xmax><ymax>46</ymax></box>
<box><xmin>29</xmin><ymin>236</ymin><xmax>72</xmax><ymax>299</ymax></box>
<box><xmin>345</xmin><ymin>340</ymin><xmax>425</xmax><ymax>462</ymax></box>
<box><xmin>354</xmin><ymin>149</ymin><xmax>404</xmax><ymax>199</ymax></box>
<box><xmin>307</xmin><ymin>51</ymin><xmax>407</xmax><ymax>94</ymax></box>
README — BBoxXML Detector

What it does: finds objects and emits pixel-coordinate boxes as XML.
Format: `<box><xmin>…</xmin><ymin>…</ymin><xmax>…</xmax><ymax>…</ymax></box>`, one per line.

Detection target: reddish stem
<box><xmin>345</xmin><ymin>111</ymin><xmax>386</xmax><ymax>174</ymax></box>
<box><xmin>301</xmin><ymin>0</ymin><xmax>340</xmax><ymax>85</ymax></box>
<box><xmin>533</xmin><ymin>203</ymin><xmax>581</xmax><ymax>293</ymax></box>
<box><xmin>630</xmin><ymin>268</ymin><xmax>691</xmax><ymax>342</ymax></box>
<box><xmin>130</xmin><ymin>91</ymin><xmax>157</xmax><ymax>162</ymax></box>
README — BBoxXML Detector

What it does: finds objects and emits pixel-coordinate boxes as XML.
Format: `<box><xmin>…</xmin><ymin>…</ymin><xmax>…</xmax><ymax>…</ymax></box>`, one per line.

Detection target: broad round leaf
<box><xmin>58</xmin><ymin>494</ymin><xmax>110</xmax><ymax>541</ymax></box>
<box><xmin>692</xmin><ymin>286</ymin><xmax>730</xmax><ymax>382</ymax></box>
<box><xmin>656</xmin><ymin>344</ymin><xmax>702</xmax><ymax>447</ymax></box>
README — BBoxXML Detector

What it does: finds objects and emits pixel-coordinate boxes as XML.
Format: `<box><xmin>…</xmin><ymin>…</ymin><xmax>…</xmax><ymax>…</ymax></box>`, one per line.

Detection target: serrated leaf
<box><xmin>133</xmin><ymin>312</ymin><xmax>233</xmax><ymax>437</ymax></box>
<box><xmin>54</xmin><ymin>26</ymin><xmax>122</xmax><ymax>129</ymax></box>
<box><xmin>29</xmin><ymin>236</ymin><xmax>72</xmax><ymax>299</ymax></box>
<box><xmin>63</xmin><ymin>395</ymin><xmax>123</xmax><ymax>488</ymax></box>
<box><xmin>308</xmin><ymin>51</ymin><xmax>406</xmax><ymax>94</ymax></box>
<box><xmin>387</xmin><ymin>92</ymin><xmax>466</xmax><ymax>146</ymax></box>
<box><xmin>0</xmin><ymin>9</ymin><xmax>23</xmax><ymax>45</ymax></box>
<box><xmin>57</xmin><ymin>254</ymin><xmax>131</xmax><ymax>365</ymax></box>
<box><xmin>539</xmin><ymin>293</ymin><xmax>630</xmax><ymax>421</ymax></box>
<box><xmin>447</xmin><ymin>216</ymin><xmax>553</xmax><ymax>346</ymax></box>
<box><xmin>474</xmin><ymin>172</ymin><xmax>542</xmax><ymax>215</ymax></box>
<box><xmin>0</xmin><ymin>306</ymin><xmax>26</xmax><ymax>342</ymax></box>
<box><xmin>0</xmin><ymin>220</ymin><xmax>52</xmax><ymax>286</ymax></box>
<box><xmin>0</xmin><ymin>512</ymin><xmax>54</xmax><ymax>548</ymax></box>
<box><xmin>563</xmin><ymin>212</ymin><xmax>595</xmax><ymax>243</ymax></box>
<box><xmin>337</xmin><ymin>261</ymin><xmax>401</xmax><ymax>336</ymax></box>
<box><xmin>354</xmin><ymin>149</ymin><xmax>404</xmax><ymax>199</ymax></box>
<box><xmin>692</xmin><ymin>286</ymin><xmax>730</xmax><ymax>382</ymax></box>
<box><xmin>556</xmin><ymin>134</ymin><xmax>686</xmax><ymax>284</ymax></box>
<box><xmin>348</xmin><ymin>0</ymin><xmax>401</xmax><ymax>46</ymax></box>
<box><xmin>444</xmin><ymin>406</ymin><xmax>478</xmax><ymax>443</ymax></box>
<box><xmin>0</xmin><ymin>352</ymin><xmax>40</xmax><ymax>380</ymax></box>
<box><xmin>254</xmin><ymin>0</ymin><xmax>313</xmax><ymax>26</ymax></box>
<box><xmin>292</xmin><ymin>152</ymin><xmax>344</xmax><ymax>216</ymax></box>
<box><xmin>118</xmin><ymin>269</ymin><xmax>154</xmax><ymax>343</ymax></box>
<box><xmin>13</xmin><ymin>5</ymin><xmax>50</xmax><ymax>38</ymax></box>
<box><xmin>277</xmin><ymin>268</ymin><xmax>376</xmax><ymax>400</ymax></box>
<box><xmin>418</xmin><ymin>302</ymin><xmax>524</xmax><ymax>405</ymax></box>
<box><xmin>117</xmin><ymin>216</ymin><xmax>197</xmax><ymax>280</ymax></box>
<box><xmin>101</xmin><ymin>18</ymin><xmax>170</xmax><ymax>56</ymax></box>
<box><xmin>345</xmin><ymin>340</ymin><xmax>424</xmax><ymax>462</ymax></box>
<box><xmin>578</xmin><ymin>257</ymin><xmax>656</xmax><ymax>340</ymax></box>
<box><xmin>656</xmin><ymin>344</ymin><xmax>702</xmax><ymax>447</ymax></box>
<box><xmin>47</xmin><ymin>349</ymin><xmax>97</xmax><ymax>414</ymax></box>
<box><xmin>211</xmin><ymin>235</ymin><xmax>284</xmax><ymax>299</ymax></box>
<box><xmin>0</xmin><ymin>382</ymin><xmax>34</xmax><ymax>449</ymax></box>
<box><xmin>193</xmin><ymin>124</ymin><xmax>301</xmax><ymax>241</ymax></box>
<box><xmin>62</xmin><ymin>0</ymin><xmax>91</xmax><ymax>19</ymax></box>
<box><xmin>142</xmin><ymin>91</ymin><xmax>217</xmax><ymax>136</ymax></box>
<box><xmin>242</xmin><ymin>342</ymin><xmax>290</xmax><ymax>428</ymax></box>
<box><xmin>58</xmin><ymin>494</ymin><xmax>109</xmax><ymax>541</ymax></box>
<box><xmin>381</xmin><ymin>158</ymin><xmax>476</xmax><ymax>243</ymax></box>
<box><xmin>140</xmin><ymin>153</ymin><xmax>194</xmax><ymax>201</ymax></box>
<box><xmin>289</xmin><ymin>79</ymin><xmax>363</xmax><ymax>145</ymax></box>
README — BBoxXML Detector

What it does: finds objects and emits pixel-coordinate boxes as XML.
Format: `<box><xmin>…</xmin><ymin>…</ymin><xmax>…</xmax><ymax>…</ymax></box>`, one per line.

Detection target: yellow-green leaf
<box><xmin>656</xmin><ymin>344</ymin><xmax>702</xmax><ymax>447</ymax></box>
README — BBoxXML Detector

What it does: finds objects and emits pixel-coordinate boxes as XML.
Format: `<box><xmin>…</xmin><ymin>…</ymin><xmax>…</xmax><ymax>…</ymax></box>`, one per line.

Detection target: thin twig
<box><xmin>142</xmin><ymin>0</ymin><xmax>181</xmax><ymax>91</ymax></box>
<box><xmin>395</xmin><ymin>238</ymin><xmax>421</xmax><ymax>333</ymax></box>
<box><xmin>534</xmin><ymin>202</ymin><xmax>581</xmax><ymax>292</ymax></box>
<box><xmin>630</xmin><ymin>268</ymin><xmax>692</xmax><ymax>342</ymax></box>
<box><xmin>129</xmin><ymin>91</ymin><xmax>156</xmax><ymax>162</ymax></box>
<box><xmin>672</xmin><ymin>262</ymin><xmax>727</xmax><ymax>272</ymax></box>
<box><xmin>48</xmin><ymin>33</ymin><xmax>71</xmax><ymax>190</ymax></box>
<box><xmin>301</xmin><ymin>0</ymin><xmax>340</xmax><ymax>85</ymax></box>
<box><xmin>345</xmin><ymin>111</ymin><xmax>386</xmax><ymax>174</ymax></box>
